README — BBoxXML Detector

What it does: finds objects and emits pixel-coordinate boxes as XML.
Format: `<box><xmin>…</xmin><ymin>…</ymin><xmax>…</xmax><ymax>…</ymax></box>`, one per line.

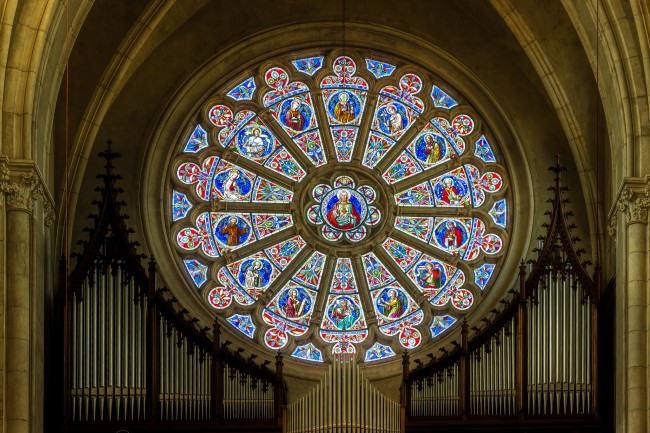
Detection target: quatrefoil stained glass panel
<box><xmin>170</xmin><ymin>53</ymin><xmax>509</xmax><ymax>363</ymax></box>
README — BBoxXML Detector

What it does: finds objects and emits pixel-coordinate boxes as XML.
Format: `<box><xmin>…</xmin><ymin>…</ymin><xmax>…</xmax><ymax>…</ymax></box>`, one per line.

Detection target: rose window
<box><xmin>170</xmin><ymin>53</ymin><xmax>510</xmax><ymax>363</ymax></box>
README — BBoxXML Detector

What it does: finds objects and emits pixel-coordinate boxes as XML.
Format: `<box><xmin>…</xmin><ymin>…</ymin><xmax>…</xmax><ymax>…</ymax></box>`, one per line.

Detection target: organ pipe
<box><xmin>287</xmin><ymin>356</ymin><xmax>401</xmax><ymax>433</ymax></box>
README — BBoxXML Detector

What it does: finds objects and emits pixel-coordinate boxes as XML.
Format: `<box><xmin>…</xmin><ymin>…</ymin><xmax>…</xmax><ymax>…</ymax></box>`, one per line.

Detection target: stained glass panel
<box><xmin>365</xmin><ymin>343</ymin><xmax>396</xmax><ymax>361</ymax></box>
<box><xmin>292</xmin><ymin>343</ymin><xmax>324</xmax><ymax>362</ymax></box>
<box><xmin>431</xmin><ymin>315</ymin><xmax>457</xmax><ymax>337</ymax></box>
<box><xmin>227</xmin><ymin>77</ymin><xmax>256</xmax><ymax>101</ymax></box>
<box><xmin>227</xmin><ymin>314</ymin><xmax>256</xmax><ymax>339</ymax></box>
<box><xmin>365</xmin><ymin>59</ymin><xmax>396</xmax><ymax>78</ymax></box>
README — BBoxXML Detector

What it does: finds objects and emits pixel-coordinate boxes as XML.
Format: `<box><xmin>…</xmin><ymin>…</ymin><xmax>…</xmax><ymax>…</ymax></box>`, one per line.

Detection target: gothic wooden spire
<box><xmin>525</xmin><ymin>155</ymin><xmax>597</xmax><ymax>299</ymax></box>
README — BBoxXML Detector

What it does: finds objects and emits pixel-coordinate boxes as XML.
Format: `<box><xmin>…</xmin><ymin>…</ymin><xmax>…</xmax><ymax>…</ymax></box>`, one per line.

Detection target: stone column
<box><xmin>0</xmin><ymin>161</ymin><xmax>53</xmax><ymax>433</ymax></box>
<box><xmin>610</xmin><ymin>177</ymin><xmax>650</xmax><ymax>433</ymax></box>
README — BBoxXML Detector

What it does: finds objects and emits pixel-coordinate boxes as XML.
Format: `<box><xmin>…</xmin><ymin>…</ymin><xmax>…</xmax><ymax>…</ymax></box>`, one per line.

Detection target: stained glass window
<box><xmin>169</xmin><ymin>52</ymin><xmax>510</xmax><ymax>363</ymax></box>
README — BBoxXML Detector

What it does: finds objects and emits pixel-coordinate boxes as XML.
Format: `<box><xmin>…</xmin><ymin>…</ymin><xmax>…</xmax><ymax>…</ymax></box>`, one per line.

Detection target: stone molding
<box><xmin>0</xmin><ymin>158</ymin><xmax>56</xmax><ymax>226</ymax></box>
<box><xmin>608</xmin><ymin>176</ymin><xmax>650</xmax><ymax>237</ymax></box>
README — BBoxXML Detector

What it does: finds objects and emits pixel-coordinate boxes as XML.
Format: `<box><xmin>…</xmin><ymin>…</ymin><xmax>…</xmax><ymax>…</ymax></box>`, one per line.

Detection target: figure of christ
<box><xmin>378</xmin><ymin>289</ymin><xmax>404</xmax><ymax>319</ymax></box>
<box><xmin>331</xmin><ymin>298</ymin><xmax>355</xmax><ymax>330</ymax></box>
<box><xmin>220</xmin><ymin>216</ymin><xmax>248</xmax><ymax>246</ymax></box>
<box><xmin>334</xmin><ymin>92</ymin><xmax>355</xmax><ymax>123</ymax></box>
<box><xmin>442</xmin><ymin>221</ymin><xmax>463</xmax><ymax>249</ymax></box>
<box><xmin>325</xmin><ymin>190</ymin><xmax>360</xmax><ymax>230</ymax></box>
<box><xmin>423</xmin><ymin>134</ymin><xmax>441</xmax><ymax>164</ymax></box>
<box><xmin>284</xmin><ymin>99</ymin><xmax>305</xmax><ymax>131</ymax></box>
<box><xmin>441</xmin><ymin>177</ymin><xmax>461</xmax><ymax>205</ymax></box>
<box><xmin>419</xmin><ymin>262</ymin><xmax>442</xmax><ymax>288</ymax></box>
<box><xmin>222</xmin><ymin>169</ymin><xmax>242</xmax><ymax>200</ymax></box>
<box><xmin>283</xmin><ymin>288</ymin><xmax>306</xmax><ymax>319</ymax></box>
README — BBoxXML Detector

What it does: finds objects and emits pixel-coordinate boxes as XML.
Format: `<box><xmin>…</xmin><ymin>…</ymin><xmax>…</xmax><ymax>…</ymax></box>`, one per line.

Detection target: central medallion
<box><xmin>307</xmin><ymin>175</ymin><xmax>381</xmax><ymax>242</ymax></box>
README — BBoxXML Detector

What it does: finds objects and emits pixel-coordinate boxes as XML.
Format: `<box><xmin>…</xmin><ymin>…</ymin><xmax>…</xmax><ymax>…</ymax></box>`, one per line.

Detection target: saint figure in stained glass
<box><xmin>417</xmin><ymin>262</ymin><xmax>443</xmax><ymax>288</ymax></box>
<box><xmin>378</xmin><ymin>289</ymin><xmax>404</xmax><ymax>319</ymax></box>
<box><xmin>422</xmin><ymin>134</ymin><xmax>443</xmax><ymax>164</ymax></box>
<box><xmin>219</xmin><ymin>216</ymin><xmax>249</xmax><ymax>246</ymax></box>
<box><xmin>282</xmin><ymin>99</ymin><xmax>308</xmax><ymax>131</ymax></box>
<box><xmin>239</xmin><ymin>127</ymin><xmax>271</xmax><ymax>158</ymax></box>
<box><xmin>439</xmin><ymin>177</ymin><xmax>462</xmax><ymax>205</ymax></box>
<box><xmin>440</xmin><ymin>220</ymin><xmax>464</xmax><ymax>249</ymax></box>
<box><xmin>283</xmin><ymin>288</ymin><xmax>308</xmax><ymax>319</ymax></box>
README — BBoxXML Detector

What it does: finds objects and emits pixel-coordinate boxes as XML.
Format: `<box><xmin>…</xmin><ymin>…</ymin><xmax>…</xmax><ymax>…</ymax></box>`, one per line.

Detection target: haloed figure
<box><xmin>284</xmin><ymin>99</ymin><xmax>305</xmax><ymax>131</ymax></box>
<box><xmin>326</xmin><ymin>190</ymin><xmax>360</xmax><ymax>230</ymax></box>
<box><xmin>244</xmin><ymin>260</ymin><xmax>263</xmax><ymax>288</ymax></box>
<box><xmin>221</xmin><ymin>216</ymin><xmax>247</xmax><ymax>246</ymax></box>
<box><xmin>284</xmin><ymin>289</ymin><xmax>306</xmax><ymax>319</ymax></box>
<box><xmin>222</xmin><ymin>169</ymin><xmax>242</xmax><ymax>200</ymax></box>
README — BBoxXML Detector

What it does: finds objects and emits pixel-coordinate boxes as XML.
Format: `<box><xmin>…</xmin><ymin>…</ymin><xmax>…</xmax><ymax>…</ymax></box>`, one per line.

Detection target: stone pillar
<box><xmin>610</xmin><ymin>177</ymin><xmax>650</xmax><ymax>433</ymax></box>
<box><xmin>0</xmin><ymin>160</ymin><xmax>54</xmax><ymax>433</ymax></box>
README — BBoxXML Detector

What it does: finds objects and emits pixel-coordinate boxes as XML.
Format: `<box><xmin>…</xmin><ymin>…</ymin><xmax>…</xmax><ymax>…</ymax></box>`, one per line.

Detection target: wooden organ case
<box><xmin>52</xmin><ymin>146</ymin><xmax>286</xmax><ymax>433</ymax></box>
<box><xmin>402</xmin><ymin>160</ymin><xmax>604</xmax><ymax>432</ymax></box>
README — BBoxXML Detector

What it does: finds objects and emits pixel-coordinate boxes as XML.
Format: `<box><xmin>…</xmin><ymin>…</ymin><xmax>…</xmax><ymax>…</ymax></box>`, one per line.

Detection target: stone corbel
<box><xmin>608</xmin><ymin>176</ymin><xmax>650</xmax><ymax>238</ymax></box>
<box><xmin>0</xmin><ymin>158</ymin><xmax>56</xmax><ymax>227</ymax></box>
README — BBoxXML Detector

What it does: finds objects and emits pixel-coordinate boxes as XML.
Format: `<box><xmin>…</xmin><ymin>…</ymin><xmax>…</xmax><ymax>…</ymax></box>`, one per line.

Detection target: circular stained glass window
<box><xmin>170</xmin><ymin>53</ymin><xmax>510</xmax><ymax>363</ymax></box>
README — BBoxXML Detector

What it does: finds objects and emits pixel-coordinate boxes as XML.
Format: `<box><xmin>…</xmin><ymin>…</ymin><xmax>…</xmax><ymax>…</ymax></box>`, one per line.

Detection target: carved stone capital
<box><xmin>609</xmin><ymin>177</ymin><xmax>650</xmax><ymax>237</ymax></box>
<box><xmin>0</xmin><ymin>159</ymin><xmax>56</xmax><ymax>225</ymax></box>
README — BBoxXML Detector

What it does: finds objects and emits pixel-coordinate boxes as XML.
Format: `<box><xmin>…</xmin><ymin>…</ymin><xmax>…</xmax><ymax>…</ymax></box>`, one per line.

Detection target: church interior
<box><xmin>0</xmin><ymin>0</ymin><xmax>649</xmax><ymax>432</ymax></box>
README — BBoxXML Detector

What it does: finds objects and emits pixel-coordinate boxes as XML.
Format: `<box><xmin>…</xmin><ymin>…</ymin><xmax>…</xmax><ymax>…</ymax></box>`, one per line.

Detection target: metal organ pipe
<box><xmin>287</xmin><ymin>356</ymin><xmax>400</xmax><ymax>433</ymax></box>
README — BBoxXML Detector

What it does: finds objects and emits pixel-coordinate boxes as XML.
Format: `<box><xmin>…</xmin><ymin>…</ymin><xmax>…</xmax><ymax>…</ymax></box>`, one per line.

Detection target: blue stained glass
<box><xmin>365</xmin><ymin>59</ymin><xmax>396</xmax><ymax>79</ymax></box>
<box><xmin>474</xmin><ymin>263</ymin><xmax>496</xmax><ymax>290</ymax></box>
<box><xmin>292</xmin><ymin>343</ymin><xmax>324</xmax><ymax>362</ymax></box>
<box><xmin>365</xmin><ymin>342</ymin><xmax>396</xmax><ymax>362</ymax></box>
<box><xmin>227</xmin><ymin>314</ymin><xmax>256</xmax><ymax>338</ymax></box>
<box><xmin>173</xmin><ymin>191</ymin><xmax>192</xmax><ymax>221</ymax></box>
<box><xmin>184</xmin><ymin>124</ymin><xmax>208</xmax><ymax>153</ymax></box>
<box><xmin>475</xmin><ymin>135</ymin><xmax>497</xmax><ymax>162</ymax></box>
<box><xmin>430</xmin><ymin>85</ymin><xmax>458</xmax><ymax>109</ymax></box>
<box><xmin>292</xmin><ymin>57</ymin><xmax>324</xmax><ymax>76</ymax></box>
<box><xmin>183</xmin><ymin>259</ymin><xmax>208</xmax><ymax>288</ymax></box>
<box><xmin>227</xmin><ymin>77</ymin><xmax>256</xmax><ymax>101</ymax></box>
<box><xmin>431</xmin><ymin>315</ymin><xmax>457</xmax><ymax>337</ymax></box>
<box><xmin>489</xmin><ymin>199</ymin><xmax>507</xmax><ymax>227</ymax></box>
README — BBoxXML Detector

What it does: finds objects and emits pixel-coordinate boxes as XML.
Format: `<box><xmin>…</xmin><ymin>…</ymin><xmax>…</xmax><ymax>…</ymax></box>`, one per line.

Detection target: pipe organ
<box><xmin>527</xmin><ymin>259</ymin><xmax>592</xmax><ymax>415</ymax></box>
<box><xmin>404</xmin><ymin>162</ymin><xmax>600</xmax><ymax>427</ymax></box>
<box><xmin>69</xmin><ymin>258</ymin><xmax>148</xmax><ymax>422</ymax></box>
<box><xmin>287</xmin><ymin>356</ymin><xmax>401</xmax><ymax>433</ymax></box>
<box><xmin>158</xmin><ymin>314</ymin><xmax>212</xmax><ymax>421</ymax></box>
<box><xmin>60</xmin><ymin>147</ymin><xmax>285</xmax><ymax>431</ymax></box>
<box><xmin>470</xmin><ymin>316</ymin><xmax>516</xmax><ymax>417</ymax></box>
